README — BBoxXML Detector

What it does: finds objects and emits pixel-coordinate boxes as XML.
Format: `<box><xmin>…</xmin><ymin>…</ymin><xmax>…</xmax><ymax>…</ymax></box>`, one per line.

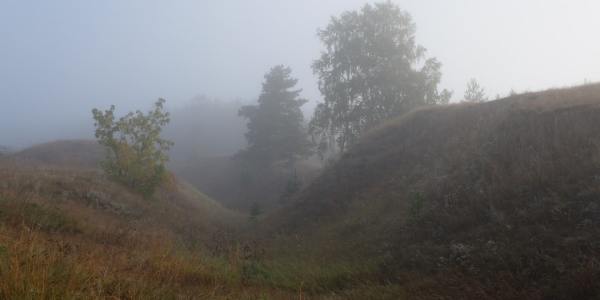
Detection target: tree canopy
<box><xmin>310</xmin><ymin>1</ymin><xmax>452</xmax><ymax>154</ymax></box>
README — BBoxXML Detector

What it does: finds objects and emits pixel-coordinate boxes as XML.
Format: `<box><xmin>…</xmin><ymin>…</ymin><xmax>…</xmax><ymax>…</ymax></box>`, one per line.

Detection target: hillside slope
<box><xmin>6</xmin><ymin>140</ymin><xmax>103</xmax><ymax>168</ymax></box>
<box><xmin>267</xmin><ymin>83</ymin><xmax>600</xmax><ymax>299</ymax></box>
<box><xmin>0</xmin><ymin>142</ymin><xmax>352</xmax><ymax>299</ymax></box>
<box><xmin>0</xmin><ymin>156</ymin><xmax>254</xmax><ymax>298</ymax></box>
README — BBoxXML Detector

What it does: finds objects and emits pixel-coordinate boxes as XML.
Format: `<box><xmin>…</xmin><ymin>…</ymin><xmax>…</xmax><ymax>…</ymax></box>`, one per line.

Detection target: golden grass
<box><xmin>0</xmin><ymin>213</ymin><xmax>390</xmax><ymax>299</ymax></box>
<box><xmin>9</xmin><ymin>83</ymin><xmax>600</xmax><ymax>299</ymax></box>
<box><xmin>0</xmin><ymin>163</ymin><xmax>395</xmax><ymax>299</ymax></box>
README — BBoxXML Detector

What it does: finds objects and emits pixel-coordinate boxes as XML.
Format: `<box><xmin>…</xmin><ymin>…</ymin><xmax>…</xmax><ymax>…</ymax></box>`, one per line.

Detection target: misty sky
<box><xmin>2</xmin><ymin>0</ymin><xmax>600</xmax><ymax>147</ymax></box>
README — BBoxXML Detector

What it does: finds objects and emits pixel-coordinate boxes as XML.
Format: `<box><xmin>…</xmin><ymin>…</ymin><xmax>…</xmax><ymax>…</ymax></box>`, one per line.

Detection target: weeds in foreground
<box><xmin>0</xmin><ymin>197</ymin><xmax>393</xmax><ymax>299</ymax></box>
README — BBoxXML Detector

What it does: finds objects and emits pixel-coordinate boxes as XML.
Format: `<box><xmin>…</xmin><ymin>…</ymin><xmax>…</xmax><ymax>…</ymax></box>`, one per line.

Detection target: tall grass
<box><xmin>0</xmin><ymin>192</ymin><xmax>392</xmax><ymax>299</ymax></box>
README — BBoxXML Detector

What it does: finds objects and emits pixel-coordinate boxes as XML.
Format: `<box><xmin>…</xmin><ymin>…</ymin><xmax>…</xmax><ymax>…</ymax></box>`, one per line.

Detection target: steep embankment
<box><xmin>269</xmin><ymin>83</ymin><xmax>600</xmax><ymax>299</ymax></box>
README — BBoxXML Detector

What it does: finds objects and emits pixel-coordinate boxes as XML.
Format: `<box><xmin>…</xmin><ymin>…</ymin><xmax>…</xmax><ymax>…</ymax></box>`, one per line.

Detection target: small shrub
<box><xmin>92</xmin><ymin>99</ymin><xmax>174</xmax><ymax>196</ymax></box>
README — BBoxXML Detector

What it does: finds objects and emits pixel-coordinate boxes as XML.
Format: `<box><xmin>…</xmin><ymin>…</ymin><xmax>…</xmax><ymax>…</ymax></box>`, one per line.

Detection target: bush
<box><xmin>92</xmin><ymin>99</ymin><xmax>173</xmax><ymax>196</ymax></box>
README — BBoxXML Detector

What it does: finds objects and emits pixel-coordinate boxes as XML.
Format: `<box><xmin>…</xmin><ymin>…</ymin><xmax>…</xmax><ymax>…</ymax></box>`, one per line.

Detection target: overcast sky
<box><xmin>2</xmin><ymin>0</ymin><xmax>600</xmax><ymax>147</ymax></box>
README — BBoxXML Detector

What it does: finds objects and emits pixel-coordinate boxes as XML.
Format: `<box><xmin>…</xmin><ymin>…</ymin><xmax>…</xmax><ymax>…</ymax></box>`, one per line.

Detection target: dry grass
<box><xmin>8</xmin><ymin>83</ymin><xmax>600</xmax><ymax>299</ymax></box>
<box><xmin>0</xmin><ymin>165</ymin><xmax>235</xmax><ymax>298</ymax></box>
<box><xmin>0</xmin><ymin>161</ymin><xmax>390</xmax><ymax>299</ymax></box>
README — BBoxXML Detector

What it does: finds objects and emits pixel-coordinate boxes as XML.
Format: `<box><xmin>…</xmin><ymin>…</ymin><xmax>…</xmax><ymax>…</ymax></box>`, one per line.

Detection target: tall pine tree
<box><xmin>238</xmin><ymin>65</ymin><xmax>311</xmax><ymax>166</ymax></box>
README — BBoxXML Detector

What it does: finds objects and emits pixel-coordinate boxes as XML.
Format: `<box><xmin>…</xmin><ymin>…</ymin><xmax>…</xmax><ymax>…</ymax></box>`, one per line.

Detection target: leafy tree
<box><xmin>463</xmin><ymin>78</ymin><xmax>488</xmax><ymax>103</ymax></box>
<box><xmin>310</xmin><ymin>1</ymin><xmax>452</xmax><ymax>154</ymax></box>
<box><xmin>238</xmin><ymin>65</ymin><xmax>311</xmax><ymax>166</ymax></box>
<box><xmin>92</xmin><ymin>99</ymin><xmax>174</xmax><ymax>196</ymax></box>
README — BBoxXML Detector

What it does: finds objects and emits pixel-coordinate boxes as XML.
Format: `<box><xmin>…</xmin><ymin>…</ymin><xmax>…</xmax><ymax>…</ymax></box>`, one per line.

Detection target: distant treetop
<box><xmin>463</xmin><ymin>78</ymin><xmax>488</xmax><ymax>103</ymax></box>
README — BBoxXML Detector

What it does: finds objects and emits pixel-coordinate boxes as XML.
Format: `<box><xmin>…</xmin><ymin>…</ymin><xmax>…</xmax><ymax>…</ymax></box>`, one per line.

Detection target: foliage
<box><xmin>463</xmin><ymin>78</ymin><xmax>488</xmax><ymax>103</ymax></box>
<box><xmin>238</xmin><ymin>65</ymin><xmax>311</xmax><ymax>167</ymax></box>
<box><xmin>310</xmin><ymin>1</ymin><xmax>452</xmax><ymax>153</ymax></box>
<box><xmin>92</xmin><ymin>99</ymin><xmax>173</xmax><ymax>196</ymax></box>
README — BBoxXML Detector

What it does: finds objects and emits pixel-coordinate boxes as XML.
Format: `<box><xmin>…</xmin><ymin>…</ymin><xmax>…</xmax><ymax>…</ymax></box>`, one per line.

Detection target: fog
<box><xmin>165</xmin><ymin>96</ymin><xmax>247</xmax><ymax>160</ymax></box>
<box><xmin>2</xmin><ymin>0</ymin><xmax>600</xmax><ymax>148</ymax></box>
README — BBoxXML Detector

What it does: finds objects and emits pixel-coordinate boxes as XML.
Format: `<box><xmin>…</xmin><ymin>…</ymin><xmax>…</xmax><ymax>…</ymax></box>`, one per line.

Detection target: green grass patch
<box><xmin>0</xmin><ymin>200</ymin><xmax>80</xmax><ymax>234</ymax></box>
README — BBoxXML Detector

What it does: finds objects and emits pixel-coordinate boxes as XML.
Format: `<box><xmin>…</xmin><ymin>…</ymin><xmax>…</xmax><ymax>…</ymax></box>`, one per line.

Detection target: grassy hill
<box><xmin>5</xmin><ymin>140</ymin><xmax>103</xmax><ymax>168</ymax></box>
<box><xmin>263</xmin><ymin>83</ymin><xmax>600</xmax><ymax>299</ymax></box>
<box><xmin>0</xmin><ymin>141</ymin><xmax>362</xmax><ymax>299</ymax></box>
<box><xmin>1</xmin><ymin>141</ymin><xmax>336</xmax><ymax>298</ymax></box>
<box><xmin>0</xmin><ymin>156</ymin><xmax>257</xmax><ymax>298</ymax></box>
<box><xmin>5</xmin><ymin>84</ymin><xmax>600</xmax><ymax>299</ymax></box>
